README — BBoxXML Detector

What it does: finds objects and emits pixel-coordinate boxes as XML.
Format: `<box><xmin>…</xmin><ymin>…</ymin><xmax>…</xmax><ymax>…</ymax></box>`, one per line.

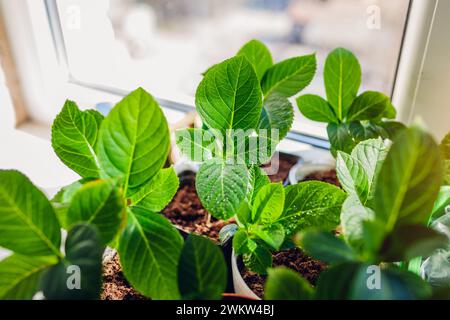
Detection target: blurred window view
<box><xmin>56</xmin><ymin>0</ymin><xmax>410</xmax><ymax>137</ymax></box>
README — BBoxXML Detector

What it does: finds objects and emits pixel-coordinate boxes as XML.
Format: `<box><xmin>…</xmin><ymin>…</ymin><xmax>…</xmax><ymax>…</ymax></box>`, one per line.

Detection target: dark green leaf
<box><xmin>377</xmin><ymin>121</ymin><xmax>406</xmax><ymax>140</ymax></box>
<box><xmin>237</xmin><ymin>39</ymin><xmax>273</xmax><ymax>81</ymax></box>
<box><xmin>243</xmin><ymin>246</ymin><xmax>272</xmax><ymax>275</ymax></box>
<box><xmin>259</xmin><ymin>94</ymin><xmax>294</xmax><ymax>141</ymax></box>
<box><xmin>265</xmin><ymin>267</ymin><xmax>314</xmax><ymax>300</ymax></box>
<box><xmin>327</xmin><ymin>123</ymin><xmax>356</xmax><ymax>155</ymax></box>
<box><xmin>347</xmin><ymin>91</ymin><xmax>390</xmax><ymax>121</ymax></box>
<box><xmin>296</xmin><ymin>94</ymin><xmax>337</xmax><ymax>123</ymax></box>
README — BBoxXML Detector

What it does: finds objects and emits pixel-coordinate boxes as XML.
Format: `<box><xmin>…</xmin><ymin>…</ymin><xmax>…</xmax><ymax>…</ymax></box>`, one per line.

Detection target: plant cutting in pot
<box><xmin>263</xmin><ymin>124</ymin><xmax>449</xmax><ymax>300</ymax></box>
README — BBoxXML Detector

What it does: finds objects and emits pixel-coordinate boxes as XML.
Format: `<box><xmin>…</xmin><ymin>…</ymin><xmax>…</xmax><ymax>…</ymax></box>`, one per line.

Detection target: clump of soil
<box><xmin>239</xmin><ymin>248</ymin><xmax>326</xmax><ymax>299</ymax></box>
<box><xmin>303</xmin><ymin>169</ymin><xmax>340</xmax><ymax>187</ymax></box>
<box><xmin>262</xmin><ymin>153</ymin><xmax>300</xmax><ymax>183</ymax></box>
<box><xmin>102</xmin><ymin>254</ymin><xmax>147</xmax><ymax>300</ymax></box>
<box><xmin>162</xmin><ymin>172</ymin><xmax>232</xmax><ymax>242</ymax></box>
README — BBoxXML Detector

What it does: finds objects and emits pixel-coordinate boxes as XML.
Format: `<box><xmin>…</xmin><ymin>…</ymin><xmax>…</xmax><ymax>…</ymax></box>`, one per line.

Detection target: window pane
<box><xmin>56</xmin><ymin>0</ymin><xmax>410</xmax><ymax>137</ymax></box>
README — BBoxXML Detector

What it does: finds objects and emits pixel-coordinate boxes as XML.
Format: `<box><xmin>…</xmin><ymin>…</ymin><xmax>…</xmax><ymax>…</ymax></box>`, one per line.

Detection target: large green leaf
<box><xmin>119</xmin><ymin>207</ymin><xmax>184</xmax><ymax>299</ymax></box>
<box><xmin>341</xmin><ymin>196</ymin><xmax>375</xmax><ymax>250</ymax></box>
<box><xmin>175</xmin><ymin>128</ymin><xmax>219</xmax><ymax>162</ymax></box>
<box><xmin>243</xmin><ymin>246</ymin><xmax>272</xmax><ymax>275</ymax></box>
<box><xmin>441</xmin><ymin>132</ymin><xmax>450</xmax><ymax>185</ymax></box>
<box><xmin>96</xmin><ymin>87</ymin><xmax>170</xmax><ymax>197</ymax></box>
<box><xmin>336</xmin><ymin>151</ymin><xmax>369</xmax><ymax>202</ymax></box>
<box><xmin>196</xmin><ymin>160</ymin><xmax>250</xmax><ymax>220</ymax></box>
<box><xmin>327</xmin><ymin>123</ymin><xmax>356</xmax><ymax>155</ymax></box>
<box><xmin>51</xmin><ymin>100</ymin><xmax>103</xmax><ymax>178</ymax></box>
<box><xmin>324</xmin><ymin>48</ymin><xmax>361</xmax><ymax>120</ymax></box>
<box><xmin>130</xmin><ymin>167</ymin><xmax>179</xmax><ymax>212</ymax></box>
<box><xmin>258</xmin><ymin>94</ymin><xmax>294</xmax><ymax>142</ymax></box>
<box><xmin>66</xmin><ymin>180</ymin><xmax>126</xmax><ymax>245</ymax></box>
<box><xmin>261</xmin><ymin>54</ymin><xmax>316</xmax><ymax>98</ymax></box>
<box><xmin>265</xmin><ymin>267</ymin><xmax>314</xmax><ymax>300</ymax></box>
<box><xmin>0</xmin><ymin>254</ymin><xmax>57</xmax><ymax>299</ymax></box>
<box><xmin>0</xmin><ymin>170</ymin><xmax>61</xmax><ymax>257</ymax></box>
<box><xmin>41</xmin><ymin>224</ymin><xmax>103</xmax><ymax>300</ymax></box>
<box><xmin>374</xmin><ymin>126</ymin><xmax>443</xmax><ymax>230</ymax></box>
<box><xmin>253</xmin><ymin>223</ymin><xmax>285</xmax><ymax>251</ymax></box>
<box><xmin>196</xmin><ymin>56</ymin><xmax>262</xmax><ymax>134</ymax></box>
<box><xmin>347</xmin><ymin>91</ymin><xmax>390</xmax><ymax>121</ymax></box>
<box><xmin>296</xmin><ymin>94</ymin><xmax>337</xmax><ymax>123</ymax></box>
<box><xmin>237</xmin><ymin>39</ymin><xmax>273</xmax><ymax>81</ymax></box>
<box><xmin>178</xmin><ymin>234</ymin><xmax>227</xmax><ymax>300</ymax></box>
<box><xmin>252</xmin><ymin>182</ymin><xmax>284</xmax><ymax>223</ymax></box>
<box><xmin>279</xmin><ymin>181</ymin><xmax>347</xmax><ymax>235</ymax></box>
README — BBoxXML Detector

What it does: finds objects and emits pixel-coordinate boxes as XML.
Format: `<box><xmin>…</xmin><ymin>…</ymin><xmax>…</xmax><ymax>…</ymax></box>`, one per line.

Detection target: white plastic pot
<box><xmin>231</xmin><ymin>250</ymin><xmax>261</xmax><ymax>300</ymax></box>
<box><xmin>288</xmin><ymin>149</ymin><xmax>335</xmax><ymax>185</ymax></box>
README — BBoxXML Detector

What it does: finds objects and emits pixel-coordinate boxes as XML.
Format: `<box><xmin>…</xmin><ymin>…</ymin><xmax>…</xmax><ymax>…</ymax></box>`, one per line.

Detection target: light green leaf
<box><xmin>96</xmin><ymin>87</ymin><xmax>170</xmax><ymax>197</ymax></box>
<box><xmin>258</xmin><ymin>94</ymin><xmax>294</xmax><ymax>142</ymax></box>
<box><xmin>441</xmin><ymin>132</ymin><xmax>450</xmax><ymax>185</ymax></box>
<box><xmin>324</xmin><ymin>48</ymin><xmax>361</xmax><ymax>120</ymax></box>
<box><xmin>341</xmin><ymin>196</ymin><xmax>375</xmax><ymax>250</ymax></box>
<box><xmin>0</xmin><ymin>170</ymin><xmax>62</xmax><ymax>257</ymax></box>
<box><xmin>233</xmin><ymin>135</ymin><xmax>274</xmax><ymax>166</ymax></box>
<box><xmin>347</xmin><ymin>91</ymin><xmax>390</xmax><ymax>121</ymax></box>
<box><xmin>431</xmin><ymin>186</ymin><xmax>450</xmax><ymax>221</ymax></box>
<box><xmin>66</xmin><ymin>179</ymin><xmax>126</xmax><ymax>245</ymax></box>
<box><xmin>41</xmin><ymin>224</ymin><xmax>102</xmax><ymax>300</ymax></box>
<box><xmin>336</xmin><ymin>151</ymin><xmax>369</xmax><ymax>202</ymax></box>
<box><xmin>178</xmin><ymin>234</ymin><xmax>227</xmax><ymax>300</ymax></box>
<box><xmin>119</xmin><ymin>207</ymin><xmax>184</xmax><ymax>299</ymax></box>
<box><xmin>262</xmin><ymin>54</ymin><xmax>317</xmax><ymax>98</ymax></box>
<box><xmin>280</xmin><ymin>181</ymin><xmax>347</xmax><ymax>235</ymax></box>
<box><xmin>252</xmin><ymin>183</ymin><xmax>284</xmax><ymax>223</ymax></box>
<box><xmin>253</xmin><ymin>223</ymin><xmax>285</xmax><ymax>251</ymax></box>
<box><xmin>196</xmin><ymin>56</ymin><xmax>262</xmax><ymax>133</ymax></box>
<box><xmin>297</xmin><ymin>94</ymin><xmax>337</xmax><ymax>123</ymax></box>
<box><xmin>51</xmin><ymin>100</ymin><xmax>103</xmax><ymax>178</ymax></box>
<box><xmin>130</xmin><ymin>167</ymin><xmax>179</xmax><ymax>212</ymax></box>
<box><xmin>265</xmin><ymin>267</ymin><xmax>314</xmax><ymax>300</ymax></box>
<box><xmin>327</xmin><ymin>123</ymin><xmax>356</xmax><ymax>156</ymax></box>
<box><xmin>243</xmin><ymin>246</ymin><xmax>272</xmax><ymax>275</ymax></box>
<box><xmin>233</xmin><ymin>229</ymin><xmax>251</xmax><ymax>255</ymax></box>
<box><xmin>0</xmin><ymin>254</ymin><xmax>57</xmax><ymax>300</ymax></box>
<box><xmin>175</xmin><ymin>128</ymin><xmax>219</xmax><ymax>162</ymax></box>
<box><xmin>247</xmin><ymin>166</ymin><xmax>270</xmax><ymax>205</ymax></box>
<box><xmin>374</xmin><ymin>126</ymin><xmax>443</xmax><ymax>230</ymax></box>
<box><xmin>196</xmin><ymin>160</ymin><xmax>250</xmax><ymax>220</ymax></box>
<box><xmin>237</xmin><ymin>39</ymin><xmax>273</xmax><ymax>81</ymax></box>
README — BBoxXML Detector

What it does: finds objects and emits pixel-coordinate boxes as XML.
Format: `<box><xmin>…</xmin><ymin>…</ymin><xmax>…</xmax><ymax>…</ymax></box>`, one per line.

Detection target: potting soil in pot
<box><xmin>302</xmin><ymin>169</ymin><xmax>340</xmax><ymax>187</ymax></box>
<box><xmin>262</xmin><ymin>153</ymin><xmax>300</xmax><ymax>183</ymax></box>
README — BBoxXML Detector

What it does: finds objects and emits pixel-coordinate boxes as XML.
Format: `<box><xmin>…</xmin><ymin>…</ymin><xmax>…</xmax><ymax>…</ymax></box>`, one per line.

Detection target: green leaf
<box><xmin>196</xmin><ymin>56</ymin><xmax>262</xmax><ymax>133</ymax></box>
<box><xmin>196</xmin><ymin>160</ymin><xmax>250</xmax><ymax>220</ymax></box>
<box><xmin>262</xmin><ymin>54</ymin><xmax>317</xmax><ymax>98</ymax></box>
<box><xmin>327</xmin><ymin>123</ymin><xmax>356</xmax><ymax>156</ymax></box>
<box><xmin>41</xmin><ymin>224</ymin><xmax>103</xmax><ymax>300</ymax></box>
<box><xmin>243</xmin><ymin>246</ymin><xmax>272</xmax><ymax>275</ymax></box>
<box><xmin>178</xmin><ymin>234</ymin><xmax>227</xmax><ymax>300</ymax></box>
<box><xmin>297</xmin><ymin>94</ymin><xmax>337</xmax><ymax>123</ymax></box>
<box><xmin>130</xmin><ymin>167</ymin><xmax>179</xmax><ymax>212</ymax></box>
<box><xmin>347</xmin><ymin>91</ymin><xmax>390</xmax><ymax>121</ymax></box>
<box><xmin>297</xmin><ymin>230</ymin><xmax>358</xmax><ymax>264</ymax></box>
<box><xmin>175</xmin><ymin>128</ymin><xmax>219</xmax><ymax>162</ymax></box>
<box><xmin>377</xmin><ymin>121</ymin><xmax>406</xmax><ymax>140</ymax></box>
<box><xmin>258</xmin><ymin>94</ymin><xmax>294</xmax><ymax>141</ymax></box>
<box><xmin>233</xmin><ymin>229</ymin><xmax>251</xmax><ymax>255</ymax></box>
<box><xmin>341</xmin><ymin>196</ymin><xmax>375</xmax><ymax>250</ymax></box>
<box><xmin>348</xmin><ymin>121</ymin><xmax>380</xmax><ymax>143</ymax></box>
<box><xmin>381</xmin><ymin>100</ymin><xmax>397</xmax><ymax>119</ymax></box>
<box><xmin>237</xmin><ymin>39</ymin><xmax>273</xmax><ymax>81</ymax></box>
<box><xmin>265</xmin><ymin>267</ymin><xmax>314</xmax><ymax>300</ymax></box>
<box><xmin>254</xmin><ymin>223</ymin><xmax>285</xmax><ymax>251</ymax></box>
<box><xmin>336</xmin><ymin>151</ymin><xmax>369</xmax><ymax>202</ymax></box>
<box><xmin>96</xmin><ymin>87</ymin><xmax>170</xmax><ymax>197</ymax></box>
<box><xmin>441</xmin><ymin>132</ymin><xmax>450</xmax><ymax>185</ymax></box>
<box><xmin>0</xmin><ymin>170</ymin><xmax>61</xmax><ymax>257</ymax></box>
<box><xmin>280</xmin><ymin>181</ymin><xmax>347</xmax><ymax>236</ymax></box>
<box><xmin>51</xmin><ymin>100</ymin><xmax>103</xmax><ymax>178</ymax></box>
<box><xmin>247</xmin><ymin>166</ymin><xmax>270</xmax><ymax>205</ymax></box>
<box><xmin>431</xmin><ymin>186</ymin><xmax>450</xmax><ymax>221</ymax></box>
<box><xmin>119</xmin><ymin>207</ymin><xmax>184</xmax><ymax>299</ymax></box>
<box><xmin>0</xmin><ymin>254</ymin><xmax>57</xmax><ymax>299</ymax></box>
<box><xmin>233</xmin><ymin>135</ymin><xmax>274</xmax><ymax>166</ymax></box>
<box><xmin>324</xmin><ymin>48</ymin><xmax>361</xmax><ymax>120</ymax></box>
<box><xmin>374</xmin><ymin>126</ymin><xmax>443</xmax><ymax>230</ymax></box>
<box><xmin>252</xmin><ymin>182</ymin><xmax>284</xmax><ymax>223</ymax></box>
<box><xmin>66</xmin><ymin>179</ymin><xmax>126</xmax><ymax>245</ymax></box>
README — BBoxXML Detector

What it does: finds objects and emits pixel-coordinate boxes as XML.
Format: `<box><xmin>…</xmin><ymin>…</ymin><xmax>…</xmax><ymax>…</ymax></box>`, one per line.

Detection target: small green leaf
<box><xmin>130</xmin><ymin>167</ymin><xmax>179</xmax><ymax>212</ymax></box>
<box><xmin>196</xmin><ymin>56</ymin><xmax>262</xmax><ymax>134</ymax></box>
<box><xmin>175</xmin><ymin>128</ymin><xmax>219</xmax><ymax>162</ymax></box>
<box><xmin>347</xmin><ymin>91</ymin><xmax>390</xmax><ymax>121</ymax></box>
<box><xmin>254</xmin><ymin>223</ymin><xmax>285</xmax><ymax>251</ymax></box>
<box><xmin>252</xmin><ymin>183</ymin><xmax>284</xmax><ymax>223</ymax></box>
<box><xmin>262</xmin><ymin>54</ymin><xmax>316</xmax><ymax>98</ymax></box>
<box><xmin>441</xmin><ymin>132</ymin><xmax>450</xmax><ymax>185</ymax></box>
<box><xmin>0</xmin><ymin>170</ymin><xmax>61</xmax><ymax>257</ymax></box>
<box><xmin>178</xmin><ymin>234</ymin><xmax>227</xmax><ymax>300</ymax></box>
<box><xmin>233</xmin><ymin>229</ymin><xmax>251</xmax><ymax>255</ymax></box>
<box><xmin>243</xmin><ymin>246</ymin><xmax>272</xmax><ymax>275</ymax></box>
<box><xmin>196</xmin><ymin>160</ymin><xmax>250</xmax><ymax>220</ymax></box>
<box><xmin>377</xmin><ymin>121</ymin><xmax>406</xmax><ymax>140</ymax></box>
<box><xmin>259</xmin><ymin>94</ymin><xmax>294</xmax><ymax>142</ymax></box>
<box><xmin>66</xmin><ymin>180</ymin><xmax>126</xmax><ymax>245</ymax></box>
<box><xmin>297</xmin><ymin>230</ymin><xmax>358</xmax><ymax>264</ymax></box>
<box><xmin>280</xmin><ymin>181</ymin><xmax>347</xmax><ymax>235</ymax></box>
<box><xmin>237</xmin><ymin>39</ymin><xmax>273</xmax><ymax>81</ymax></box>
<box><xmin>336</xmin><ymin>151</ymin><xmax>369</xmax><ymax>202</ymax></box>
<box><xmin>327</xmin><ymin>123</ymin><xmax>356</xmax><ymax>156</ymax></box>
<box><xmin>247</xmin><ymin>166</ymin><xmax>270</xmax><ymax>205</ymax></box>
<box><xmin>41</xmin><ymin>224</ymin><xmax>103</xmax><ymax>300</ymax></box>
<box><xmin>0</xmin><ymin>254</ymin><xmax>57</xmax><ymax>300</ymax></box>
<box><xmin>51</xmin><ymin>100</ymin><xmax>103</xmax><ymax>178</ymax></box>
<box><xmin>324</xmin><ymin>48</ymin><xmax>361</xmax><ymax>120</ymax></box>
<box><xmin>431</xmin><ymin>186</ymin><xmax>450</xmax><ymax>221</ymax></box>
<box><xmin>341</xmin><ymin>196</ymin><xmax>375</xmax><ymax>250</ymax></box>
<box><xmin>96</xmin><ymin>87</ymin><xmax>170</xmax><ymax>197</ymax></box>
<box><xmin>119</xmin><ymin>207</ymin><xmax>184</xmax><ymax>299</ymax></box>
<box><xmin>297</xmin><ymin>94</ymin><xmax>337</xmax><ymax>123</ymax></box>
<box><xmin>265</xmin><ymin>267</ymin><xmax>314</xmax><ymax>300</ymax></box>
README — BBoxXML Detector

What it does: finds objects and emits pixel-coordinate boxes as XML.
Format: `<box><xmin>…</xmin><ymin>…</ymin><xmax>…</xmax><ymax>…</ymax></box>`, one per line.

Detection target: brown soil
<box><xmin>302</xmin><ymin>169</ymin><xmax>340</xmax><ymax>187</ymax></box>
<box><xmin>162</xmin><ymin>172</ymin><xmax>233</xmax><ymax>242</ymax></box>
<box><xmin>262</xmin><ymin>152</ymin><xmax>300</xmax><ymax>183</ymax></box>
<box><xmin>239</xmin><ymin>248</ymin><xmax>326</xmax><ymax>299</ymax></box>
<box><xmin>101</xmin><ymin>254</ymin><xmax>147</xmax><ymax>300</ymax></box>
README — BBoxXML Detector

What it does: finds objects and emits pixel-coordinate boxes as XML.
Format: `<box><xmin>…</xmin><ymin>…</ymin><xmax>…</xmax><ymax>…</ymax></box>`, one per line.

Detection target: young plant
<box><xmin>176</xmin><ymin>39</ymin><xmax>316</xmax><ymax>221</ymax></box>
<box><xmin>297</xmin><ymin>48</ymin><xmax>405</xmax><ymax>156</ymax></box>
<box><xmin>274</xmin><ymin>125</ymin><xmax>448</xmax><ymax>300</ymax></box>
